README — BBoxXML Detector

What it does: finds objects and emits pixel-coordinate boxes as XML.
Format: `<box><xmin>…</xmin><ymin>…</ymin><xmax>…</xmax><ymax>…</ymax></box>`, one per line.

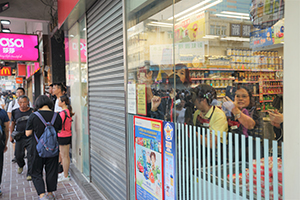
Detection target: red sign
<box><xmin>0</xmin><ymin>67</ymin><xmax>11</xmax><ymax>76</ymax></box>
<box><xmin>0</xmin><ymin>33</ymin><xmax>39</xmax><ymax>61</ymax></box>
<box><xmin>16</xmin><ymin>78</ymin><xmax>23</xmax><ymax>84</ymax></box>
<box><xmin>17</xmin><ymin>64</ymin><xmax>26</xmax><ymax>77</ymax></box>
<box><xmin>58</xmin><ymin>0</ymin><xmax>79</xmax><ymax>28</ymax></box>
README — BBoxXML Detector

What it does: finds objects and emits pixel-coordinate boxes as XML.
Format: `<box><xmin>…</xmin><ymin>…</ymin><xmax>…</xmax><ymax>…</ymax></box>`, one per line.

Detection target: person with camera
<box><xmin>10</xmin><ymin>95</ymin><xmax>33</xmax><ymax>181</ymax></box>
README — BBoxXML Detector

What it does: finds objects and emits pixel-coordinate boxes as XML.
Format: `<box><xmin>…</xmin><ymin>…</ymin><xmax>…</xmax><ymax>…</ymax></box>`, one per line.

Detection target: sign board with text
<box><xmin>0</xmin><ymin>33</ymin><xmax>39</xmax><ymax>61</ymax></box>
<box><xmin>0</xmin><ymin>67</ymin><xmax>11</xmax><ymax>76</ymax></box>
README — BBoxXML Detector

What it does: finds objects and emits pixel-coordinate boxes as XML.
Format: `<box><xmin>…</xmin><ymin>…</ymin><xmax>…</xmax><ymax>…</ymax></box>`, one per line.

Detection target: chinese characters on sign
<box><xmin>230</xmin><ymin>24</ymin><xmax>252</xmax><ymax>37</ymax></box>
<box><xmin>230</xmin><ymin>24</ymin><xmax>241</xmax><ymax>36</ymax></box>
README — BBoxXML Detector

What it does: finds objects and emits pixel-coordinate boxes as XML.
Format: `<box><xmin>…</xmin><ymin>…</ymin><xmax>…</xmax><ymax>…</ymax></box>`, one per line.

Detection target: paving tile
<box><xmin>0</xmin><ymin>143</ymin><xmax>89</xmax><ymax>200</ymax></box>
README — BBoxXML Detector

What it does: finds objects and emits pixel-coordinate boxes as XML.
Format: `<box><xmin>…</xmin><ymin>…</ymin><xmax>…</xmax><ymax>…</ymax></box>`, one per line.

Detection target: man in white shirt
<box><xmin>53</xmin><ymin>83</ymin><xmax>66</xmax><ymax>112</ymax></box>
<box><xmin>7</xmin><ymin>88</ymin><xmax>32</xmax><ymax>120</ymax></box>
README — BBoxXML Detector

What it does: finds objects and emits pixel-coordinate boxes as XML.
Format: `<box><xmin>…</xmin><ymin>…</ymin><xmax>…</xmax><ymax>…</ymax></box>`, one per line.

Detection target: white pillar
<box><xmin>284</xmin><ymin>0</ymin><xmax>300</xmax><ymax>198</ymax></box>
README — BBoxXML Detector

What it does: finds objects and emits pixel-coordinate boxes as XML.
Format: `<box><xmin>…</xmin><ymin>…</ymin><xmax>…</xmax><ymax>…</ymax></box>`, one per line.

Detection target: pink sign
<box><xmin>0</xmin><ymin>33</ymin><xmax>39</xmax><ymax>61</ymax></box>
<box><xmin>65</xmin><ymin>38</ymin><xmax>86</xmax><ymax>63</ymax></box>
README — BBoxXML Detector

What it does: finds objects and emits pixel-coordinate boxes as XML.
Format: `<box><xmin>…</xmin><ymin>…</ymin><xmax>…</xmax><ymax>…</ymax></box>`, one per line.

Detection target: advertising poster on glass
<box><xmin>134</xmin><ymin>116</ymin><xmax>163</xmax><ymax>200</ymax></box>
<box><xmin>163</xmin><ymin>122</ymin><xmax>176</xmax><ymax>200</ymax></box>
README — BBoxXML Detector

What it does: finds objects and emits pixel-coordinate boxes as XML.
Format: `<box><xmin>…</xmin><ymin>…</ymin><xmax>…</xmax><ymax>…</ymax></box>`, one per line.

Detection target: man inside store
<box><xmin>10</xmin><ymin>95</ymin><xmax>33</xmax><ymax>181</ymax></box>
<box><xmin>53</xmin><ymin>83</ymin><xmax>67</xmax><ymax>113</ymax></box>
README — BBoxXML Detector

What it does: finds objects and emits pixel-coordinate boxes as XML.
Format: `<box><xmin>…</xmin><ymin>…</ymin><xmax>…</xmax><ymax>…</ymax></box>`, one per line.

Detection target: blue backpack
<box><xmin>34</xmin><ymin>112</ymin><xmax>59</xmax><ymax>158</ymax></box>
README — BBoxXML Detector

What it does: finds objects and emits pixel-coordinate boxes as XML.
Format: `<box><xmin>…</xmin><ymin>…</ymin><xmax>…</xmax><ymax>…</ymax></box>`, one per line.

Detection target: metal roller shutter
<box><xmin>87</xmin><ymin>0</ymin><xmax>126</xmax><ymax>199</ymax></box>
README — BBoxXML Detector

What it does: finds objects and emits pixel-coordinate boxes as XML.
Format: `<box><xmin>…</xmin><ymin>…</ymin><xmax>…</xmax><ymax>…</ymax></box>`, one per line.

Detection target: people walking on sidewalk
<box><xmin>10</xmin><ymin>95</ymin><xmax>33</xmax><ymax>181</ymax></box>
<box><xmin>57</xmin><ymin>95</ymin><xmax>74</xmax><ymax>182</ymax></box>
<box><xmin>0</xmin><ymin>107</ymin><xmax>9</xmax><ymax>195</ymax></box>
<box><xmin>7</xmin><ymin>87</ymin><xmax>32</xmax><ymax>163</ymax></box>
<box><xmin>26</xmin><ymin>95</ymin><xmax>62</xmax><ymax>200</ymax></box>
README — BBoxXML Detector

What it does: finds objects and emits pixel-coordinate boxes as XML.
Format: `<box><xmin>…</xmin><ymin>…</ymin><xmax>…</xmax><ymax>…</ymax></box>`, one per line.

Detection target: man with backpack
<box><xmin>10</xmin><ymin>95</ymin><xmax>33</xmax><ymax>181</ymax></box>
<box><xmin>0</xmin><ymin>103</ymin><xmax>9</xmax><ymax>195</ymax></box>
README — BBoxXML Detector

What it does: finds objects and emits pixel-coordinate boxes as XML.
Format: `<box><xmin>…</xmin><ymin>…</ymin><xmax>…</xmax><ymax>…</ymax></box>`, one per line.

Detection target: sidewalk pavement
<box><xmin>0</xmin><ymin>142</ymin><xmax>89</xmax><ymax>200</ymax></box>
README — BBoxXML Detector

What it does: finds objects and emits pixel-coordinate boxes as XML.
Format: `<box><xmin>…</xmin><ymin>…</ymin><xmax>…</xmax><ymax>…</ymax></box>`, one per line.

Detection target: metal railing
<box><xmin>176</xmin><ymin>123</ymin><xmax>283</xmax><ymax>200</ymax></box>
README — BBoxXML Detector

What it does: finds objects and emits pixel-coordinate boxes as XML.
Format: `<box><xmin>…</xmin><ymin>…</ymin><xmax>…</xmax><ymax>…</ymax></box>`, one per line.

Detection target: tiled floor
<box><xmin>0</xmin><ymin>143</ymin><xmax>89</xmax><ymax>200</ymax></box>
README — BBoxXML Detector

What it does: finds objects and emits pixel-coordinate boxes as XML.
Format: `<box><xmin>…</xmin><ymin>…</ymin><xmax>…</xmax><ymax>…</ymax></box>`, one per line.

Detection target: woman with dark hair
<box><xmin>57</xmin><ymin>95</ymin><xmax>74</xmax><ymax>182</ymax></box>
<box><xmin>223</xmin><ymin>84</ymin><xmax>261</xmax><ymax>161</ymax></box>
<box><xmin>26</xmin><ymin>95</ymin><xmax>62</xmax><ymax>200</ymax></box>
<box><xmin>223</xmin><ymin>84</ymin><xmax>259</xmax><ymax>137</ymax></box>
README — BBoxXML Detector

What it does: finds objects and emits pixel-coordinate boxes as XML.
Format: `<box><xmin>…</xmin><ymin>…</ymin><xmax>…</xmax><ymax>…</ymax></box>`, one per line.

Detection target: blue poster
<box><xmin>163</xmin><ymin>122</ymin><xmax>176</xmax><ymax>200</ymax></box>
<box><xmin>134</xmin><ymin>116</ymin><xmax>163</xmax><ymax>200</ymax></box>
<box><xmin>250</xmin><ymin>27</ymin><xmax>274</xmax><ymax>49</ymax></box>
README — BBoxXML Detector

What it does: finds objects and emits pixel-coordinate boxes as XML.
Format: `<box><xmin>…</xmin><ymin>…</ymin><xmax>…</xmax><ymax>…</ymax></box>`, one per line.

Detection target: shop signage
<box><xmin>230</xmin><ymin>24</ymin><xmax>251</xmax><ymax>37</ymax></box>
<box><xmin>128</xmin><ymin>83</ymin><xmax>137</xmax><ymax>114</ymax></box>
<box><xmin>230</xmin><ymin>24</ymin><xmax>241</xmax><ymax>36</ymax></box>
<box><xmin>16</xmin><ymin>77</ymin><xmax>23</xmax><ymax>84</ymax></box>
<box><xmin>136</xmin><ymin>84</ymin><xmax>147</xmax><ymax>116</ymax></box>
<box><xmin>0</xmin><ymin>67</ymin><xmax>11</xmax><ymax>76</ymax></box>
<box><xmin>163</xmin><ymin>122</ymin><xmax>176</xmax><ymax>200</ymax></box>
<box><xmin>273</xmin><ymin>19</ymin><xmax>284</xmax><ymax>44</ymax></box>
<box><xmin>250</xmin><ymin>0</ymin><xmax>285</xmax><ymax>29</ymax></box>
<box><xmin>250</xmin><ymin>27</ymin><xmax>274</xmax><ymax>49</ymax></box>
<box><xmin>174</xmin><ymin>12</ymin><xmax>205</xmax><ymax>43</ymax></box>
<box><xmin>65</xmin><ymin>38</ymin><xmax>87</xmax><ymax>63</ymax></box>
<box><xmin>134</xmin><ymin>116</ymin><xmax>164</xmax><ymax>200</ymax></box>
<box><xmin>57</xmin><ymin>0</ymin><xmax>79</xmax><ymax>28</ymax></box>
<box><xmin>150</xmin><ymin>41</ymin><xmax>204</xmax><ymax>65</ymax></box>
<box><xmin>0</xmin><ymin>33</ymin><xmax>39</xmax><ymax>61</ymax></box>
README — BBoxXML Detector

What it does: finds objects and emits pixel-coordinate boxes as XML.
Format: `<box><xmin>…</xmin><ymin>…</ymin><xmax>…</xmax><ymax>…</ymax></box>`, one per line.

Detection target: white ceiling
<box><xmin>0</xmin><ymin>0</ymin><xmax>53</xmax><ymax>34</ymax></box>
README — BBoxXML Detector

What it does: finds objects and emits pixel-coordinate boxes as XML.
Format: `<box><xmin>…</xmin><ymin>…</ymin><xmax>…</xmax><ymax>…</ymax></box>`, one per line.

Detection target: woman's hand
<box><xmin>269</xmin><ymin>110</ymin><xmax>283</xmax><ymax>125</ymax></box>
<box><xmin>223</xmin><ymin>96</ymin><xmax>240</xmax><ymax>115</ymax></box>
<box><xmin>151</xmin><ymin>96</ymin><xmax>161</xmax><ymax>112</ymax></box>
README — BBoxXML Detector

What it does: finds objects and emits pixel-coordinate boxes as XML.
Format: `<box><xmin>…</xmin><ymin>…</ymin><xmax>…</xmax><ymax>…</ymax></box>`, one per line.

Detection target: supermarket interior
<box><xmin>126</xmin><ymin>0</ymin><xmax>285</xmax><ymax>199</ymax></box>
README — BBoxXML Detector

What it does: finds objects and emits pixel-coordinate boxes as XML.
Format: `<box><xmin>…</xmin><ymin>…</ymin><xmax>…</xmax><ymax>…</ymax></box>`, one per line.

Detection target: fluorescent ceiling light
<box><xmin>2</xmin><ymin>28</ymin><xmax>10</xmax><ymax>33</ymax></box>
<box><xmin>221</xmin><ymin>11</ymin><xmax>249</xmax><ymax>16</ymax></box>
<box><xmin>221</xmin><ymin>37</ymin><xmax>250</xmax><ymax>42</ymax></box>
<box><xmin>177</xmin><ymin>0</ymin><xmax>223</xmax><ymax>21</ymax></box>
<box><xmin>168</xmin><ymin>0</ymin><xmax>211</xmax><ymax>20</ymax></box>
<box><xmin>150</xmin><ymin>21</ymin><xmax>173</xmax><ymax>26</ymax></box>
<box><xmin>82</xmin><ymin>28</ymin><xmax>86</xmax><ymax>31</ymax></box>
<box><xmin>203</xmin><ymin>35</ymin><xmax>219</xmax><ymax>39</ymax></box>
<box><xmin>216</xmin><ymin>14</ymin><xmax>250</xmax><ymax>20</ymax></box>
<box><xmin>147</xmin><ymin>23</ymin><xmax>172</xmax><ymax>28</ymax></box>
<box><xmin>0</xmin><ymin>20</ymin><xmax>10</xmax><ymax>25</ymax></box>
<box><xmin>70</xmin><ymin>35</ymin><xmax>74</xmax><ymax>37</ymax></box>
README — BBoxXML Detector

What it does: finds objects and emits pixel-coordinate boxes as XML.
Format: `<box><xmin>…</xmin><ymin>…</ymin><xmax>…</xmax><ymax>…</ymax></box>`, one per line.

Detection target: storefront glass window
<box><xmin>126</xmin><ymin>0</ymin><xmax>284</xmax><ymax>198</ymax></box>
<box><xmin>65</xmin><ymin>15</ymin><xmax>90</xmax><ymax>179</ymax></box>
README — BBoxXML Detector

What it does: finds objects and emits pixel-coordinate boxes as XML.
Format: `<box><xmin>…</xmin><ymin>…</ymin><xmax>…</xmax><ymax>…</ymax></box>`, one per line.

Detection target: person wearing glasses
<box><xmin>222</xmin><ymin>84</ymin><xmax>260</xmax><ymax>160</ymax></box>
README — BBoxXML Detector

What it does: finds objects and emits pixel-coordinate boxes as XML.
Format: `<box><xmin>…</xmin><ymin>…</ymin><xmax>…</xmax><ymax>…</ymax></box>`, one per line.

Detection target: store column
<box><xmin>284</xmin><ymin>0</ymin><xmax>300</xmax><ymax>198</ymax></box>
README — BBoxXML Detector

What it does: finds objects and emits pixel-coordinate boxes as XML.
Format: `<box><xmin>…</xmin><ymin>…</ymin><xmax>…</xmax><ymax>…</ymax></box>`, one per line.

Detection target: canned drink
<box><xmin>227</xmin><ymin>48</ymin><xmax>232</xmax><ymax>56</ymax></box>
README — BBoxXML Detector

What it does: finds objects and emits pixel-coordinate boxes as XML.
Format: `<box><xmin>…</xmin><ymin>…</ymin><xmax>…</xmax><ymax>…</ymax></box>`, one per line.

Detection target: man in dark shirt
<box><xmin>10</xmin><ymin>96</ymin><xmax>33</xmax><ymax>181</ymax></box>
<box><xmin>49</xmin><ymin>84</ymin><xmax>57</xmax><ymax>108</ymax></box>
<box><xmin>0</xmin><ymin>106</ymin><xmax>9</xmax><ymax>195</ymax></box>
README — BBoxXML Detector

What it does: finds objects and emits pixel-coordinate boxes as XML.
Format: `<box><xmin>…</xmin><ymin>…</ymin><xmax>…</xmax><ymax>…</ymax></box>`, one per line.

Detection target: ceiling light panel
<box><xmin>216</xmin><ymin>14</ymin><xmax>250</xmax><ymax>20</ymax></box>
<box><xmin>221</xmin><ymin>11</ymin><xmax>249</xmax><ymax>16</ymax></box>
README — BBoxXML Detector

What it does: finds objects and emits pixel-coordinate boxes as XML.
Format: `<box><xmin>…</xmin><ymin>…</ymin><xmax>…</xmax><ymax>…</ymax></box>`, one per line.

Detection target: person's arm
<box><xmin>231</xmin><ymin>107</ymin><xmax>255</xmax><ymax>130</ymax></box>
<box><xmin>3</xmin><ymin>121</ymin><xmax>9</xmax><ymax>152</ymax></box>
<box><xmin>9</xmin><ymin>121</ymin><xmax>15</xmax><ymax>143</ymax></box>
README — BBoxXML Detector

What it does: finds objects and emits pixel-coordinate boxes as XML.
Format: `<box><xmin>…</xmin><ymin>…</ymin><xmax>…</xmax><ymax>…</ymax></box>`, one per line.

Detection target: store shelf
<box><xmin>217</xmin><ymin>96</ymin><xmax>225</xmax><ymax>98</ymax></box>
<box><xmin>263</xmin><ymin>79</ymin><xmax>283</xmax><ymax>82</ymax></box>
<box><xmin>191</xmin><ymin>78</ymin><xmax>235</xmax><ymax>81</ymax></box>
<box><xmin>263</xmin><ymin>85</ymin><xmax>283</xmax><ymax>88</ymax></box>
<box><xmin>234</xmin><ymin>81</ymin><xmax>259</xmax><ymax>83</ymax></box>
<box><xmin>189</xmin><ymin>68</ymin><xmax>283</xmax><ymax>72</ymax></box>
<box><xmin>253</xmin><ymin>94</ymin><xmax>259</xmax><ymax>97</ymax></box>
<box><xmin>263</xmin><ymin>92</ymin><xmax>283</xmax><ymax>95</ymax></box>
<box><xmin>215</xmin><ymin>86</ymin><xmax>228</xmax><ymax>89</ymax></box>
<box><xmin>262</xmin><ymin>100</ymin><xmax>273</xmax><ymax>102</ymax></box>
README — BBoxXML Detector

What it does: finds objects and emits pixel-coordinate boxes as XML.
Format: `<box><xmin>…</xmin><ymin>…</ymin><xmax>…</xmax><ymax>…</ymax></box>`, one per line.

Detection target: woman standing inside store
<box><xmin>57</xmin><ymin>95</ymin><xmax>74</xmax><ymax>182</ymax></box>
<box><xmin>25</xmin><ymin>95</ymin><xmax>62</xmax><ymax>200</ymax></box>
<box><xmin>222</xmin><ymin>84</ymin><xmax>260</xmax><ymax>160</ymax></box>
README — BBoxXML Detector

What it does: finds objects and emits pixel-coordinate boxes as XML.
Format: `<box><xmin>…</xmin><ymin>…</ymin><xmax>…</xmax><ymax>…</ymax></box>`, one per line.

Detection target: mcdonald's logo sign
<box><xmin>0</xmin><ymin>67</ymin><xmax>11</xmax><ymax>76</ymax></box>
